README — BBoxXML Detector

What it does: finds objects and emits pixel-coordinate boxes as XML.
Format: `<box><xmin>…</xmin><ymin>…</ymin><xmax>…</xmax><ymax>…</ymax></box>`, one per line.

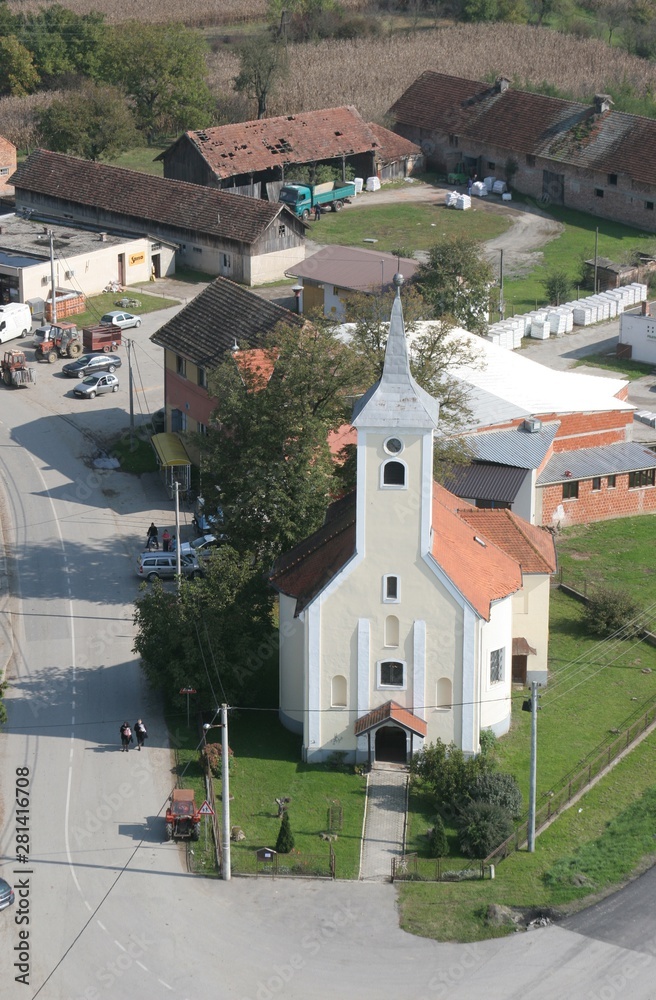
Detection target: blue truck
<box><xmin>279</xmin><ymin>180</ymin><xmax>356</xmax><ymax>220</ymax></box>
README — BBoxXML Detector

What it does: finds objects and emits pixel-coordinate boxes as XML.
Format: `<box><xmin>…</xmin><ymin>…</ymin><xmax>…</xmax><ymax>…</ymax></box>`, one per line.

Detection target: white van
<box><xmin>0</xmin><ymin>303</ymin><xmax>32</xmax><ymax>345</ymax></box>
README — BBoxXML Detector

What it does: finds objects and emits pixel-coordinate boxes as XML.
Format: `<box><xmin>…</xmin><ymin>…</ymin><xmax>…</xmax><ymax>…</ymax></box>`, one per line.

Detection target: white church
<box><xmin>270</xmin><ymin>276</ymin><xmax>556</xmax><ymax>764</ymax></box>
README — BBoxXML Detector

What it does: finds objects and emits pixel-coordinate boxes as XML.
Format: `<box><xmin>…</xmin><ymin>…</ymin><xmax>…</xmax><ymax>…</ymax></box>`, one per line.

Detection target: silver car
<box><xmin>136</xmin><ymin>551</ymin><xmax>202</xmax><ymax>581</ymax></box>
<box><xmin>100</xmin><ymin>311</ymin><xmax>141</xmax><ymax>330</ymax></box>
<box><xmin>0</xmin><ymin>877</ymin><xmax>14</xmax><ymax>910</ymax></box>
<box><xmin>73</xmin><ymin>373</ymin><xmax>119</xmax><ymax>398</ymax></box>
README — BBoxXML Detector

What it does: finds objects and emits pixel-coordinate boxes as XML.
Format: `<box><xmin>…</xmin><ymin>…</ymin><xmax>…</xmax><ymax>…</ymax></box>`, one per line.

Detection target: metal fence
<box><xmin>391</xmin><ymin>854</ymin><xmax>489</xmax><ymax>883</ymax></box>
<box><xmin>484</xmin><ymin>702</ymin><xmax>656</xmax><ymax>867</ymax></box>
<box><xmin>231</xmin><ymin>847</ymin><xmax>336</xmax><ymax>879</ymax></box>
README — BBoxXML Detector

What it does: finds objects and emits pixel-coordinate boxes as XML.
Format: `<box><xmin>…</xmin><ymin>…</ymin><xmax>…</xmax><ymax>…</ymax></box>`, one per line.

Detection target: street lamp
<box><xmin>203</xmin><ymin>703</ymin><xmax>231</xmax><ymax>881</ymax></box>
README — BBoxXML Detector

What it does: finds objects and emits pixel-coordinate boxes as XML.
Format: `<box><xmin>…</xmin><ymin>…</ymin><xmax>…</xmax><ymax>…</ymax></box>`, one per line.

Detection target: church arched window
<box><xmin>382</xmin><ymin>460</ymin><xmax>406</xmax><ymax>488</ymax></box>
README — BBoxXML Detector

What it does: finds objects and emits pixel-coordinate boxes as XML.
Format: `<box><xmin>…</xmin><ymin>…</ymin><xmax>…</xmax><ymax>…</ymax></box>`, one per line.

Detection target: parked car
<box><xmin>0</xmin><ymin>877</ymin><xmax>15</xmax><ymax>911</ymax></box>
<box><xmin>32</xmin><ymin>324</ymin><xmax>55</xmax><ymax>348</ymax></box>
<box><xmin>100</xmin><ymin>310</ymin><xmax>141</xmax><ymax>330</ymax></box>
<box><xmin>192</xmin><ymin>497</ymin><xmax>225</xmax><ymax>535</ymax></box>
<box><xmin>73</xmin><ymin>373</ymin><xmax>119</xmax><ymax>398</ymax></box>
<box><xmin>136</xmin><ymin>552</ymin><xmax>202</xmax><ymax>581</ymax></box>
<box><xmin>179</xmin><ymin>534</ymin><xmax>225</xmax><ymax>561</ymax></box>
<box><xmin>63</xmin><ymin>353</ymin><xmax>122</xmax><ymax>378</ymax></box>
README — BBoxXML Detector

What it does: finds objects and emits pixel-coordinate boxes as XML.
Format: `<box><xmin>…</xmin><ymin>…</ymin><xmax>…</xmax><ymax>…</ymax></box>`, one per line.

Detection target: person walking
<box><xmin>314</xmin><ymin>203</ymin><xmax>321</xmax><ymax>222</ymax></box>
<box><xmin>146</xmin><ymin>523</ymin><xmax>159</xmax><ymax>550</ymax></box>
<box><xmin>120</xmin><ymin>722</ymin><xmax>132</xmax><ymax>752</ymax></box>
<box><xmin>162</xmin><ymin>529</ymin><xmax>171</xmax><ymax>552</ymax></box>
<box><xmin>134</xmin><ymin>719</ymin><xmax>148</xmax><ymax>750</ymax></box>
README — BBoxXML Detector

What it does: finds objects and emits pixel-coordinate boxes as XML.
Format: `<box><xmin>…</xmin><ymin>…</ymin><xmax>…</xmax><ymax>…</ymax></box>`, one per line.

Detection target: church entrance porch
<box><xmin>375</xmin><ymin>725</ymin><xmax>407</xmax><ymax>763</ymax></box>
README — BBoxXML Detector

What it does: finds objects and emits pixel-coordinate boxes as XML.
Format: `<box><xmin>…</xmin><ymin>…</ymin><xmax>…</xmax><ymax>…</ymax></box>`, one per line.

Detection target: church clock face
<box><xmin>384</xmin><ymin>437</ymin><xmax>403</xmax><ymax>455</ymax></box>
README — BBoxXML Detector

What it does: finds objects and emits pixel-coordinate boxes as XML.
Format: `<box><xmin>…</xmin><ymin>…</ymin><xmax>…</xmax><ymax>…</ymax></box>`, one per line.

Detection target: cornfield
<box><xmin>208</xmin><ymin>24</ymin><xmax>656</xmax><ymax>123</ymax></box>
<box><xmin>5</xmin><ymin>0</ymin><xmax>370</xmax><ymax>25</ymax></box>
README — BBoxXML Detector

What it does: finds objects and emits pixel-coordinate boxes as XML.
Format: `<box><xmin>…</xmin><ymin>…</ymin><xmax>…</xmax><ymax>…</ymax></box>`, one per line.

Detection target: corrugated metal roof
<box><xmin>537</xmin><ymin>442</ymin><xmax>656</xmax><ymax>484</ymax></box>
<box><xmin>465</xmin><ymin>422</ymin><xmax>559</xmax><ymax>469</ymax></box>
<box><xmin>443</xmin><ymin>463</ymin><xmax>529</xmax><ymax>503</ymax></box>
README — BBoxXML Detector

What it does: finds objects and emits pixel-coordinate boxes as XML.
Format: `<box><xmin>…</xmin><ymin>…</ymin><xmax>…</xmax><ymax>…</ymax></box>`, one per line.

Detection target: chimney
<box><xmin>496</xmin><ymin>77</ymin><xmax>510</xmax><ymax>93</ymax></box>
<box><xmin>642</xmin><ymin>300</ymin><xmax>651</xmax><ymax>316</ymax></box>
<box><xmin>99</xmin><ymin>231</ymin><xmax>107</xmax><ymax>242</ymax></box>
<box><xmin>593</xmin><ymin>94</ymin><xmax>613</xmax><ymax>115</ymax></box>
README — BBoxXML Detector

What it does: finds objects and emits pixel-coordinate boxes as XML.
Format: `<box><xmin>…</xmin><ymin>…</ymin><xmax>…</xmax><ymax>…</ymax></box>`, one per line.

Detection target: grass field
<box><xmin>312</xmin><ymin>199</ymin><xmax>509</xmax><ymax>253</ymax></box>
<box><xmin>556</xmin><ymin>514</ymin><xmax>656</xmax><ymax>602</ymax></box>
<box><xmin>72</xmin><ymin>290</ymin><xmax>178</xmax><ymax>329</ymax></box>
<box><xmin>505</xmin><ymin>202</ymin><xmax>655</xmax><ymax>314</ymax></box>
<box><xmin>573</xmin><ymin>353</ymin><xmax>655</xmax><ymax>380</ymax></box>
<box><xmin>111</xmin><ymin>146</ymin><xmax>166</xmax><ymax>176</ymax></box>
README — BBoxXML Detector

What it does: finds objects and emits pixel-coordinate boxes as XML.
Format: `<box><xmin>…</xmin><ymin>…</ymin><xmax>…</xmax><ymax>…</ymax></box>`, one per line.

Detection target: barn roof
<box><xmin>390</xmin><ymin>71</ymin><xmax>656</xmax><ymax>186</ymax></box>
<box><xmin>10</xmin><ymin>149</ymin><xmax>295</xmax><ymax>245</ymax></box>
<box><xmin>161</xmin><ymin>107</ymin><xmax>381</xmax><ymax>179</ymax></box>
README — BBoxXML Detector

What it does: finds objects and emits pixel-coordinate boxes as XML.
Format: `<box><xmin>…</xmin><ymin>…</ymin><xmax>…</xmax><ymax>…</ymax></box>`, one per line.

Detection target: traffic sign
<box><xmin>199</xmin><ymin>800</ymin><xmax>214</xmax><ymax>816</ymax></box>
<box><xmin>179</xmin><ymin>687</ymin><xmax>197</xmax><ymax>694</ymax></box>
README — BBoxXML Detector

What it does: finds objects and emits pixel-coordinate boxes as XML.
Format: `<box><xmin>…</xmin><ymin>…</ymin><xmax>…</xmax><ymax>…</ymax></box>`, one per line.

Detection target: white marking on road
<box><xmin>97</xmin><ymin>921</ymin><xmax>106</xmax><ymax>931</ymax></box>
<box><xmin>158</xmin><ymin>980</ymin><xmax>173</xmax><ymax>990</ymax></box>
<box><xmin>115</xmin><ymin>939</ymin><xmax>126</xmax><ymax>951</ymax></box>
<box><xmin>136</xmin><ymin>961</ymin><xmax>148</xmax><ymax>972</ymax></box>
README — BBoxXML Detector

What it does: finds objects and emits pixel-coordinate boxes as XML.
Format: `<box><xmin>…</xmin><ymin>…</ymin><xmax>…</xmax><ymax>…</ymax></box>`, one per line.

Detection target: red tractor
<box><xmin>35</xmin><ymin>323</ymin><xmax>83</xmax><ymax>363</ymax></box>
<box><xmin>165</xmin><ymin>789</ymin><xmax>201</xmax><ymax>841</ymax></box>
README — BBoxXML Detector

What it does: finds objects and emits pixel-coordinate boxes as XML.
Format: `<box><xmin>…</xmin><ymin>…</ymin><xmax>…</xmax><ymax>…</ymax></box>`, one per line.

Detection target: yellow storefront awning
<box><xmin>151</xmin><ymin>433</ymin><xmax>192</xmax><ymax>468</ymax></box>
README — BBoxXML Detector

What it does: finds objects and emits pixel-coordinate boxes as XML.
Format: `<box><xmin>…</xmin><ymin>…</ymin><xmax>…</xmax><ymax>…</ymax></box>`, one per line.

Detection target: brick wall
<box><xmin>552</xmin><ymin>411</ymin><xmax>632</xmax><ymax>451</ymax></box>
<box><xmin>541</xmin><ymin>473</ymin><xmax>656</xmax><ymax>527</ymax></box>
<box><xmin>0</xmin><ymin>136</ymin><xmax>17</xmax><ymax>197</ymax></box>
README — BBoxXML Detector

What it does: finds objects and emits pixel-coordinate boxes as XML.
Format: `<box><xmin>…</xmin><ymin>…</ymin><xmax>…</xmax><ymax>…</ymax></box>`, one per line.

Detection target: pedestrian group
<box><xmin>120</xmin><ymin>719</ymin><xmax>148</xmax><ymax>752</ymax></box>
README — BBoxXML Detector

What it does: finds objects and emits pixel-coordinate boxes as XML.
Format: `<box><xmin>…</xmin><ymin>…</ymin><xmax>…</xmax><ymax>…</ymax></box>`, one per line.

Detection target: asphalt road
<box><xmin>1</xmin><ymin>306</ymin><xmax>656</xmax><ymax>998</ymax></box>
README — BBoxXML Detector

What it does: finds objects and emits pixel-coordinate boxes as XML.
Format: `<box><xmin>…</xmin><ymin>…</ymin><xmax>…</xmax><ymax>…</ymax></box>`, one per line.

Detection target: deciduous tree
<box><xmin>100</xmin><ymin>23</ymin><xmax>214</xmax><ymax>142</ymax></box>
<box><xmin>0</xmin><ymin>35</ymin><xmax>39</xmax><ymax>96</ymax></box>
<box><xmin>415</xmin><ymin>234</ymin><xmax>494</xmax><ymax>336</ymax></box>
<box><xmin>233</xmin><ymin>36</ymin><xmax>288</xmax><ymax>119</ymax></box>
<box><xmin>37</xmin><ymin>82</ymin><xmax>138</xmax><ymax>161</ymax></box>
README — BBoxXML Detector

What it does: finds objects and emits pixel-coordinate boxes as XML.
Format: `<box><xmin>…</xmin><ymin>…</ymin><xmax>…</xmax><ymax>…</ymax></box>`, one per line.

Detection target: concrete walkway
<box><xmin>359</xmin><ymin>764</ymin><xmax>409</xmax><ymax>881</ymax></box>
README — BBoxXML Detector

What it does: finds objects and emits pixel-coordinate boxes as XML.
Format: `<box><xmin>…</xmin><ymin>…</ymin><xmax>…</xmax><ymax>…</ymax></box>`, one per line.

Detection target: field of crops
<box><xmin>206</xmin><ymin>24</ymin><xmax>656</xmax><ymax>123</ymax></box>
<box><xmin>5</xmin><ymin>0</ymin><xmax>370</xmax><ymax>24</ymax></box>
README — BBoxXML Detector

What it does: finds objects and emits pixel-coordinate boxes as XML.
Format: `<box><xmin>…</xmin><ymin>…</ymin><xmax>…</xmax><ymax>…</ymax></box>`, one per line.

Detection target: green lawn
<box><xmin>573</xmin><ymin>353</ymin><xmax>655</xmax><ymax>380</ymax></box>
<box><xmin>72</xmin><ymin>290</ymin><xmax>178</xmax><ymax>329</ymax></box>
<box><xmin>110</xmin><ymin>146</ymin><xmax>166</xmax><ymax>176</ymax></box>
<box><xmin>223</xmin><ymin>712</ymin><xmax>366</xmax><ymax>879</ymax></box>
<box><xmin>556</xmin><ymin>515</ymin><xmax>656</xmax><ymax>602</ymax></box>
<box><xmin>505</xmin><ymin>202</ymin><xmax>655</xmax><ymax>314</ymax></box>
<box><xmin>311</xmin><ymin>199</ymin><xmax>510</xmax><ymax>253</ymax></box>
<box><xmin>111</xmin><ymin>435</ymin><xmax>159</xmax><ymax>474</ymax></box>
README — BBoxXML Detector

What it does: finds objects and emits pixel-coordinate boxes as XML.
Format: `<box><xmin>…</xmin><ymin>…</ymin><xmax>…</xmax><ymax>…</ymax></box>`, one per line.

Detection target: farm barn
<box><xmin>10</xmin><ymin>150</ymin><xmax>306</xmax><ymax>285</ymax></box>
<box><xmin>157</xmin><ymin>107</ymin><xmax>421</xmax><ymax>198</ymax></box>
<box><xmin>389</xmin><ymin>72</ymin><xmax>656</xmax><ymax>232</ymax></box>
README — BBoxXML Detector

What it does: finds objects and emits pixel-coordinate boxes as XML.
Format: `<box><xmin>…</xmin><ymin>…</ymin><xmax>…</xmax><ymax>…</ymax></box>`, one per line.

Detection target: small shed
<box><xmin>584</xmin><ymin>255</ymin><xmax>656</xmax><ymax>292</ymax></box>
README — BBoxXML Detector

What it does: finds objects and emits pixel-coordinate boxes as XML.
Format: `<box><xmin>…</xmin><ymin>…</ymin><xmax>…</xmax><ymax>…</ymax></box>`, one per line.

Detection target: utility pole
<box><xmin>49</xmin><ymin>231</ymin><xmax>57</xmax><ymax>324</ymax></box>
<box><xmin>174</xmin><ymin>481</ymin><xmax>181</xmax><ymax>587</ymax></box>
<box><xmin>499</xmin><ymin>248</ymin><xmax>505</xmax><ymax>320</ymax></box>
<box><xmin>528</xmin><ymin>681</ymin><xmax>539</xmax><ymax>852</ymax></box>
<box><xmin>127</xmin><ymin>338</ymin><xmax>135</xmax><ymax>450</ymax></box>
<box><xmin>221</xmin><ymin>703</ymin><xmax>231</xmax><ymax>881</ymax></box>
<box><xmin>594</xmin><ymin>227</ymin><xmax>599</xmax><ymax>294</ymax></box>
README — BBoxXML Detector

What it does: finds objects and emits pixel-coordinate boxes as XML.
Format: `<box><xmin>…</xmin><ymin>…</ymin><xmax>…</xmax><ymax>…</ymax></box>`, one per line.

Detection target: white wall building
<box><xmin>270</xmin><ymin>277</ymin><xmax>556</xmax><ymax>764</ymax></box>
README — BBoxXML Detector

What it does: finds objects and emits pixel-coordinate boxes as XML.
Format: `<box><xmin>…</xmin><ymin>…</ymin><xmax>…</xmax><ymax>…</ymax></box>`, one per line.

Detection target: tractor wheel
<box><xmin>111</xmin><ymin>344</ymin><xmax>118</xmax><ymax>352</ymax></box>
<box><xmin>103</xmin><ymin>346</ymin><xmax>111</xmax><ymax>353</ymax></box>
<box><xmin>165</xmin><ymin>822</ymin><xmax>174</xmax><ymax>841</ymax></box>
<box><xmin>68</xmin><ymin>343</ymin><xmax>82</xmax><ymax>358</ymax></box>
<box><xmin>47</xmin><ymin>352</ymin><xmax>57</xmax><ymax>364</ymax></box>
<box><xmin>301</xmin><ymin>209</ymin><xmax>310</xmax><ymax>221</ymax></box>
<box><xmin>191</xmin><ymin>824</ymin><xmax>200</xmax><ymax>842</ymax></box>
<box><xmin>3</xmin><ymin>371</ymin><xmax>11</xmax><ymax>386</ymax></box>
<box><xmin>332</xmin><ymin>200</ymin><xmax>343</xmax><ymax>212</ymax></box>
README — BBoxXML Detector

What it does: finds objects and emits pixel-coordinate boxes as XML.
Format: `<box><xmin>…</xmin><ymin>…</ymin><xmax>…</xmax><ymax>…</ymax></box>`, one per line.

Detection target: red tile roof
<box><xmin>171</xmin><ymin>107</ymin><xmax>381</xmax><ymax>180</ymax></box>
<box><xmin>366</xmin><ymin>122</ymin><xmax>422</xmax><ymax>163</ymax></box>
<box><xmin>233</xmin><ymin>348</ymin><xmax>279</xmax><ymax>391</ymax></box>
<box><xmin>389</xmin><ymin>72</ymin><xmax>656</xmax><ymax>187</ymax></box>
<box><xmin>456</xmin><ymin>506</ymin><xmax>557</xmax><ymax>575</ymax></box>
<box><xmin>354</xmin><ymin>701</ymin><xmax>427</xmax><ymax>737</ymax></box>
<box><xmin>430</xmin><ymin>484</ymin><xmax>522</xmax><ymax>619</ymax></box>
<box><xmin>10</xmin><ymin>149</ymin><xmax>292</xmax><ymax>245</ymax></box>
<box><xmin>270</xmin><ymin>481</ymin><xmax>552</xmax><ymax>620</ymax></box>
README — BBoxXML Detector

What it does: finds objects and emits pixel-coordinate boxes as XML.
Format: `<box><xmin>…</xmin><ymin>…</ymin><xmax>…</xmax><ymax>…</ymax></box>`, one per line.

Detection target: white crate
<box><xmin>530</xmin><ymin>318</ymin><xmax>550</xmax><ymax>339</ymax></box>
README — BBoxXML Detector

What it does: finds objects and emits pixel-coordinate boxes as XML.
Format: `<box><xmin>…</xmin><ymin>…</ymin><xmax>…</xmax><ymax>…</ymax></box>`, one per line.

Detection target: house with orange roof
<box><xmin>270</xmin><ymin>275</ymin><xmax>556</xmax><ymax>764</ymax></box>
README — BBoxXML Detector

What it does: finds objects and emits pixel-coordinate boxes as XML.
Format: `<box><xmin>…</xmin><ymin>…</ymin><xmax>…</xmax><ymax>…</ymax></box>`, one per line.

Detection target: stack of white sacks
<box><xmin>485</xmin><ymin>282</ymin><xmax>648</xmax><ymax>350</ymax></box>
<box><xmin>445</xmin><ymin>191</ymin><xmax>471</xmax><ymax>210</ymax></box>
<box><xmin>471</xmin><ymin>181</ymin><xmax>487</xmax><ymax>197</ymax></box>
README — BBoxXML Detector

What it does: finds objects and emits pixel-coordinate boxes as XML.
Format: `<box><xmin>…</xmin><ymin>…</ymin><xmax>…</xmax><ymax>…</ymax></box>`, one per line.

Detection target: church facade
<box><xmin>270</xmin><ymin>277</ymin><xmax>556</xmax><ymax>763</ymax></box>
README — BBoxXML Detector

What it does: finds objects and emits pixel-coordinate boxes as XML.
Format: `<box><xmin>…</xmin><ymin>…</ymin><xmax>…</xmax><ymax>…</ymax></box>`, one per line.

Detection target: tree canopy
<box><xmin>37</xmin><ymin>82</ymin><xmax>138</xmax><ymax>160</ymax></box>
<box><xmin>0</xmin><ymin>35</ymin><xmax>38</xmax><ymax>97</ymax></box>
<box><xmin>233</xmin><ymin>36</ymin><xmax>288</xmax><ymax>119</ymax></box>
<box><xmin>415</xmin><ymin>234</ymin><xmax>494</xmax><ymax>336</ymax></box>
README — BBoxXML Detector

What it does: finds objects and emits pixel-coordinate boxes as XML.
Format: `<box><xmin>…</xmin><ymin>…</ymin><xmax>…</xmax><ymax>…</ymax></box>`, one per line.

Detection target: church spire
<box><xmin>352</xmin><ymin>273</ymin><xmax>439</xmax><ymax>430</ymax></box>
